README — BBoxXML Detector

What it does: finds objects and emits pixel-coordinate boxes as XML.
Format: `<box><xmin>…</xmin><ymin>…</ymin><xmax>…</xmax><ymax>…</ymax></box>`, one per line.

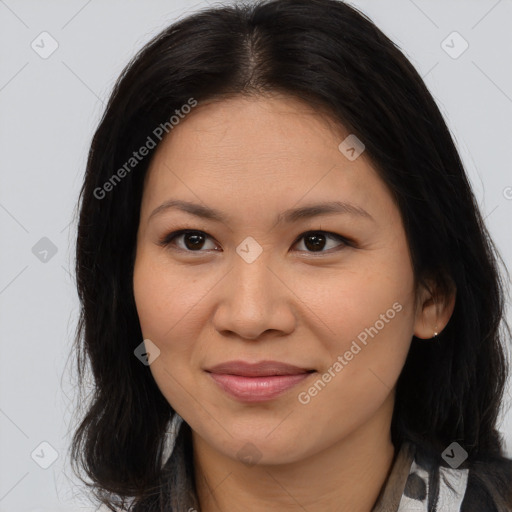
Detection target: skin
<box><xmin>132</xmin><ymin>93</ymin><xmax>455</xmax><ymax>512</ymax></box>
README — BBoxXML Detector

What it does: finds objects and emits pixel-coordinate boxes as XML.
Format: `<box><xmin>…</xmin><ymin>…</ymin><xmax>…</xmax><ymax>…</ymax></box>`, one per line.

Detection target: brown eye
<box><xmin>159</xmin><ymin>229</ymin><xmax>351</xmax><ymax>254</ymax></box>
<box><xmin>160</xmin><ymin>230</ymin><xmax>218</xmax><ymax>252</ymax></box>
<box><xmin>180</xmin><ymin>232</ymin><xmax>207</xmax><ymax>250</ymax></box>
<box><xmin>293</xmin><ymin>231</ymin><xmax>349</xmax><ymax>253</ymax></box>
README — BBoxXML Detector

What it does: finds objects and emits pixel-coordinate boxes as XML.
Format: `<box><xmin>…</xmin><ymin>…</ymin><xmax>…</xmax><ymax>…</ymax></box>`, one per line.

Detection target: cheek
<box><xmin>133</xmin><ymin>251</ymin><xmax>207</xmax><ymax>411</ymax></box>
<box><xmin>300</xmin><ymin>245</ymin><xmax>415</xmax><ymax>390</ymax></box>
<box><xmin>133</xmin><ymin>249</ymin><xmax>202</xmax><ymax>342</ymax></box>
<box><xmin>293</xmin><ymin>277</ymin><xmax>414</xmax><ymax>439</ymax></box>
<box><xmin>303</xmin><ymin>259</ymin><xmax>413</xmax><ymax>347</ymax></box>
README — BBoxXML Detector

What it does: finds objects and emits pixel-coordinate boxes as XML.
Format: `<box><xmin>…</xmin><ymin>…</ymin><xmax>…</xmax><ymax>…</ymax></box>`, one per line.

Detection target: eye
<box><xmin>159</xmin><ymin>230</ymin><xmax>219</xmax><ymax>252</ymax></box>
<box><xmin>292</xmin><ymin>231</ymin><xmax>350</xmax><ymax>253</ymax></box>
<box><xmin>158</xmin><ymin>229</ymin><xmax>351</xmax><ymax>254</ymax></box>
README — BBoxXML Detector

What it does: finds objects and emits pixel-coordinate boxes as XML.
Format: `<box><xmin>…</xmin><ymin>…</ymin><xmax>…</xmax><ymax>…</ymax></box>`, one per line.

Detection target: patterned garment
<box><xmin>400</xmin><ymin>461</ymin><xmax>468</xmax><ymax>511</ymax></box>
<box><xmin>371</xmin><ymin>436</ymin><xmax>469</xmax><ymax>511</ymax></box>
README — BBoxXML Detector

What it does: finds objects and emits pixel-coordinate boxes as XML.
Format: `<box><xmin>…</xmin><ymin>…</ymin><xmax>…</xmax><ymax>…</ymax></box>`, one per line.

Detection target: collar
<box><xmin>372</xmin><ymin>439</ymin><xmax>469</xmax><ymax>511</ymax></box>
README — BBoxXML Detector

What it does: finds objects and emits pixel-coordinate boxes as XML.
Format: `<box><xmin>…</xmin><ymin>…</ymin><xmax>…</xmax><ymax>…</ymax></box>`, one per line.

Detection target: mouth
<box><xmin>205</xmin><ymin>360</ymin><xmax>316</xmax><ymax>402</ymax></box>
<box><xmin>205</xmin><ymin>360</ymin><xmax>316</xmax><ymax>377</ymax></box>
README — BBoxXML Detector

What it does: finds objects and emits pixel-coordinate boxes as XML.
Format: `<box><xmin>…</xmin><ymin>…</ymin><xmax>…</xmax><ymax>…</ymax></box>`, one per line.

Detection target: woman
<box><xmin>70</xmin><ymin>0</ymin><xmax>512</xmax><ymax>510</ymax></box>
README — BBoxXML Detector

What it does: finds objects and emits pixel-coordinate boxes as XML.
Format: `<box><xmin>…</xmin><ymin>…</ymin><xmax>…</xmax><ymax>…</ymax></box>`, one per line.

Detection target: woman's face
<box><xmin>133</xmin><ymin>94</ymin><xmax>428</xmax><ymax>465</ymax></box>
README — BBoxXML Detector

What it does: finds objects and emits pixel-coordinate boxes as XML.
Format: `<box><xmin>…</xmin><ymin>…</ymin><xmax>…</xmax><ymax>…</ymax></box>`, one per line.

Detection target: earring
<box><xmin>432</xmin><ymin>326</ymin><xmax>439</xmax><ymax>338</ymax></box>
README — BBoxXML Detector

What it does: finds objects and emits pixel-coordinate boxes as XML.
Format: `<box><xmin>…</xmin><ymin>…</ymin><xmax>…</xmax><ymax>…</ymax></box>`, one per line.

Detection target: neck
<box><xmin>192</xmin><ymin>396</ymin><xmax>396</xmax><ymax>512</ymax></box>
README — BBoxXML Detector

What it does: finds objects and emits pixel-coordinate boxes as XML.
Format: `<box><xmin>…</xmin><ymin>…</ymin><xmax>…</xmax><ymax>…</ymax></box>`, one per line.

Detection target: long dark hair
<box><xmin>69</xmin><ymin>0</ymin><xmax>512</xmax><ymax>509</ymax></box>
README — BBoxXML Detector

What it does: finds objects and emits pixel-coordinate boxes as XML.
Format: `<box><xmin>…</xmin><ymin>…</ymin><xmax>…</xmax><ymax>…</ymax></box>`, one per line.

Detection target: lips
<box><xmin>205</xmin><ymin>360</ymin><xmax>316</xmax><ymax>402</ymax></box>
<box><xmin>206</xmin><ymin>360</ymin><xmax>314</xmax><ymax>377</ymax></box>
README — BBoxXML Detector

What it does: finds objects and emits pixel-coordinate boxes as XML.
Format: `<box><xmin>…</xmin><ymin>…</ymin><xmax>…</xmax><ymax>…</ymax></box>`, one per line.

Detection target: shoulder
<box><xmin>398</xmin><ymin>459</ymin><xmax>469</xmax><ymax>511</ymax></box>
<box><xmin>397</xmin><ymin>441</ymin><xmax>512</xmax><ymax>511</ymax></box>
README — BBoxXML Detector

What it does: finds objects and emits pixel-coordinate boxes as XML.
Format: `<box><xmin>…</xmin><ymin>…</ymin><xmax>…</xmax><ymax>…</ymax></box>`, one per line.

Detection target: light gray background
<box><xmin>1</xmin><ymin>0</ymin><xmax>511</xmax><ymax>510</ymax></box>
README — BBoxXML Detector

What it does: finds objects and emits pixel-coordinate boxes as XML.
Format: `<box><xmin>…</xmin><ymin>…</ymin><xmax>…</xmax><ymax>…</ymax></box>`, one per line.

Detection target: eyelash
<box><xmin>157</xmin><ymin>228</ymin><xmax>354</xmax><ymax>255</ymax></box>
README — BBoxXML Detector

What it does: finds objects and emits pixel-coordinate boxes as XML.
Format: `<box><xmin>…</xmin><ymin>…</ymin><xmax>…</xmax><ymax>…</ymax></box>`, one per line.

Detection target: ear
<box><xmin>413</xmin><ymin>277</ymin><xmax>456</xmax><ymax>339</ymax></box>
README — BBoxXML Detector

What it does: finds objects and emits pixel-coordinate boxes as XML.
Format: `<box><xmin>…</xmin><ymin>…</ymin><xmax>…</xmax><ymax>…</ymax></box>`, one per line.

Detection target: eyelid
<box><xmin>158</xmin><ymin>229</ymin><xmax>220</xmax><ymax>252</ymax></box>
<box><xmin>158</xmin><ymin>228</ymin><xmax>354</xmax><ymax>254</ymax></box>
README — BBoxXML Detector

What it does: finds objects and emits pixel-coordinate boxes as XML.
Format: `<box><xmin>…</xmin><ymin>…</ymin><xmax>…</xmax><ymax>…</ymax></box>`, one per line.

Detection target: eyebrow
<box><xmin>148</xmin><ymin>199</ymin><xmax>374</xmax><ymax>227</ymax></box>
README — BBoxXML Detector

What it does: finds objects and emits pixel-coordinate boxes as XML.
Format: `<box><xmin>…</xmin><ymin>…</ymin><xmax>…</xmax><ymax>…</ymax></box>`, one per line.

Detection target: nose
<box><xmin>211</xmin><ymin>254</ymin><xmax>296</xmax><ymax>341</ymax></box>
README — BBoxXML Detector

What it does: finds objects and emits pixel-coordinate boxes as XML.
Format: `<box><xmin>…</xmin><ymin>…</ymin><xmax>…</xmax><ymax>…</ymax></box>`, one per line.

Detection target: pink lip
<box><xmin>205</xmin><ymin>360</ymin><xmax>316</xmax><ymax>402</ymax></box>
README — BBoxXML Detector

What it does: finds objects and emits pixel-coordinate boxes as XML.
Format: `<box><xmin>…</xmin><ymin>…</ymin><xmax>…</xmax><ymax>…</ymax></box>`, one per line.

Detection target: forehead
<box><xmin>152</xmin><ymin>94</ymin><xmax>349</xmax><ymax>163</ymax></box>
<box><xmin>140</xmin><ymin>94</ymin><xmax>393</xmax><ymax>222</ymax></box>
